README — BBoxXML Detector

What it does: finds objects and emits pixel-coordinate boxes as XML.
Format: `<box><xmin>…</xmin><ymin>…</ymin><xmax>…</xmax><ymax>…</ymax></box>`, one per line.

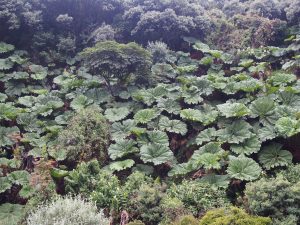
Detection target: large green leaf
<box><xmin>17</xmin><ymin>96</ymin><xmax>37</xmax><ymax>107</ymax></box>
<box><xmin>138</xmin><ymin>130</ymin><xmax>169</xmax><ymax>146</ymax></box>
<box><xmin>230</xmin><ymin>136</ymin><xmax>261</xmax><ymax>155</ymax></box>
<box><xmin>182</xmin><ymin>86</ymin><xmax>203</xmax><ymax>104</ymax></box>
<box><xmin>255</xmin><ymin>123</ymin><xmax>277</xmax><ymax>142</ymax></box>
<box><xmin>193</xmin><ymin>41</ymin><xmax>210</xmax><ymax>52</ymax></box>
<box><xmin>0</xmin><ymin>177</ymin><xmax>12</xmax><ymax>194</ymax></box>
<box><xmin>0</xmin><ymin>58</ymin><xmax>14</xmax><ymax>70</ymax></box>
<box><xmin>0</xmin><ymin>126</ymin><xmax>20</xmax><ymax>147</ymax></box>
<box><xmin>157</xmin><ymin>98</ymin><xmax>181</xmax><ymax>115</ymax></box>
<box><xmin>0</xmin><ymin>103</ymin><xmax>20</xmax><ymax>120</ymax></box>
<box><xmin>159</xmin><ymin>116</ymin><xmax>187</xmax><ymax>135</ymax></box>
<box><xmin>268</xmin><ymin>71</ymin><xmax>296</xmax><ymax>86</ymax></box>
<box><xmin>111</xmin><ymin>119</ymin><xmax>136</xmax><ymax>140</ymax></box>
<box><xmin>235</xmin><ymin>78</ymin><xmax>263</xmax><ymax>92</ymax></box>
<box><xmin>70</xmin><ymin>95</ymin><xmax>93</xmax><ymax>111</ymax></box>
<box><xmin>217</xmin><ymin>120</ymin><xmax>253</xmax><ymax>144</ymax></box>
<box><xmin>195</xmin><ymin>128</ymin><xmax>217</xmax><ymax>145</ymax></box>
<box><xmin>217</xmin><ymin>102</ymin><xmax>249</xmax><ymax>118</ymax></box>
<box><xmin>192</xmin><ymin>152</ymin><xmax>221</xmax><ymax>170</ymax></box>
<box><xmin>7</xmin><ymin>170</ymin><xmax>30</xmax><ymax>186</ymax></box>
<box><xmin>105</xmin><ymin>107</ymin><xmax>130</xmax><ymax>122</ymax></box>
<box><xmin>227</xmin><ymin>156</ymin><xmax>261</xmax><ymax>181</ymax></box>
<box><xmin>0</xmin><ymin>42</ymin><xmax>15</xmax><ymax>53</ymax></box>
<box><xmin>108</xmin><ymin>139</ymin><xmax>138</xmax><ymax>160</ymax></box>
<box><xmin>151</xmin><ymin>63</ymin><xmax>177</xmax><ymax>80</ymax></box>
<box><xmin>0</xmin><ymin>203</ymin><xmax>26</xmax><ymax>225</ymax></box>
<box><xmin>180</xmin><ymin>106</ymin><xmax>218</xmax><ymax>125</ymax></box>
<box><xmin>180</xmin><ymin>109</ymin><xmax>203</xmax><ymax>122</ymax></box>
<box><xmin>0</xmin><ymin>93</ymin><xmax>7</xmax><ymax>102</ymax></box>
<box><xmin>239</xmin><ymin>59</ymin><xmax>254</xmax><ymax>68</ymax></box>
<box><xmin>197</xmin><ymin>142</ymin><xmax>224</xmax><ymax>155</ymax></box>
<box><xmin>249</xmin><ymin>97</ymin><xmax>275</xmax><ymax>116</ymax></box>
<box><xmin>85</xmin><ymin>88</ymin><xmax>112</xmax><ymax>104</ymax></box>
<box><xmin>275</xmin><ymin>117</ymin><xmax>300</xmax><ymax>137</ymax></box>
<box><xmin>109</xmin><ymin>159</ymin><xmax>135</xmax><ymax>171</ymax></box>
<box><xmin>140</xmin><ymin>143</ymin><xmax>173</xmax><ymax>165</ymax></box>
<box><xmin>278</xmin><ymin>91</ymin><xmax>300</xmax><ymax>111</ymax></box>
<box><xmin>199</xmin><ymin>174</ymin><xmax>230</xmax><ymax>189</ymax></box>
<box><xmin>168</xmin><ymin>163</ymin><xmax>194</xmax><ymax>177</ymax></box>
<box><xmin>134</xmin><ymin>108</ymin><xmax>159</xmax><ymax>124</ymax></box>
<box><xmin>29</xmin><ymin>64</ymin><xmax>48</xmax><ymax>80</ymax></box>
<box><xmin>4</xmin><ymin>81</ymin><xmax>26</xmax><ymax>96</ymax></box>
<box><xmin>258</xmin><ymin>143</ymin><xmax>293</xmax><ymax>169</ymax></box>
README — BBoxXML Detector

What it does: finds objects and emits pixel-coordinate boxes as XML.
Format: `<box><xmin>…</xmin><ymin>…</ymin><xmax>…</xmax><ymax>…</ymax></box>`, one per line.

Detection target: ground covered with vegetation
<box><xmin>0</xmin><ymin>0</ymin><xmax>300</xmax><ymax>225</ymax></box>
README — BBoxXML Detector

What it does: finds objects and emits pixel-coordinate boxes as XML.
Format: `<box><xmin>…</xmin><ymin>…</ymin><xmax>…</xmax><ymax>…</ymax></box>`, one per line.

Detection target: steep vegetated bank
<box><xmin>0</xmin><ymin>0</ymin><xmax>300</xmax><ymax>225</ymax></box>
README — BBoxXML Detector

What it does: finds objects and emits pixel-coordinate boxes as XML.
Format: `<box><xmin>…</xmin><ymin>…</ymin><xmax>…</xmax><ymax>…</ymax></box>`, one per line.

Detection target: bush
<box><xmin>245</xmin><ymin>176</ymin><xmax>300</xmax><ymax>224</ymax></box>
<box><xmin>65</xmin><ymin>160</ymin><xmax>102</xmax><ymax>196</ymax></box>
<box><xmin>166</xmin><ymin>180</ymin><xmax>230</xmax><ymax>216</ymax></box>
<box><xmin>50</xmin><ymin>106</ymin><xmax>110</xmax><ymax>164</ymax></box>
<box><xmin>171</xmin><ymin>215</ymin><xmax>199</xmax><ymax>225</ymax></box>
<box><xmin>126</xmin><ymin>183</ymin><xmax>166</xmax><ymax>225</ymax></box>
<box><xmin>90</xmin><ymin>171</ymin><xmax>126</xmax><ymax>213</ymax></box>
<box><xmin>124</xmin><ymin>171</ymin><xmax>154</xmax><ymax>194</ymax></box>
<box><xmin>278</xmin><ymin>163</ymin><xmax>300</xmax><ymax>183</ymax></box>
<box><xmin>147</xmin><ymin>41</ymin><xmax>170</xmax><ymax>64</ymax></box>
<box><xmin>199</xmin><ymin>207</ymin><xmax>272</xmax><ymax>225</ymax></box>
<box><xmin>160</xmin><ymin>197</ymin><xmax>188</xmax><ymax>224</ymax></box>
<box><xmin>26</xmin><ymin>196</ymin><xmax>109</xmax><ymax>225</ymax></box>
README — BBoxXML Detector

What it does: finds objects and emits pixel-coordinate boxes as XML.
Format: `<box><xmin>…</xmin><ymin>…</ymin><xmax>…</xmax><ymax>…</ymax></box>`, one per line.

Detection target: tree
<box><xmin>80</xmin><ymin>41</ymin><xmax>152</xmax><ymax>94</ymax></box>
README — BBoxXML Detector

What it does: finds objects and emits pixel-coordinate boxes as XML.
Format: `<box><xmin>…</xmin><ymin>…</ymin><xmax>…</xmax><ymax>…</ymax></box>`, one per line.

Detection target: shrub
<box><xmin>50</xmin><ymin>106</ymin><xmax>110</xmax><ymax>164</ymax></box>
<box><xmin>160</xmin><ymin>197</ymin><xmax>188</xmax><ymax>224</ymax></box>
<box><xmin>170</xmin><ymin>215</ymin><xmax>199</xmax><ymax>225</ymax></box>
<box><xmin>123</xmin><ymin>171</ymin><xmax>154</xmax><ymax>194</ymax></box>
<box><xmin>166</xmin><ymin>180</ymin><xmax>230</xmax><ymax>216</ymax></box>
<box><xmin>199</xmin><ymin>206</ymin><xmax>272</xmax><ymax>225</ymax></box>
<box><xmin>126</xmin><ymin>183</ymin><xmax>166</xmax><ymax>225</ymax></box>
<box><xmin>245</xmin><ymin>176</ymin><xmax>300</xmax><ymax>223</ymax></box>
<box><xmin>65</xmin><ymin>160</ymin><xmax>102</xmax><ymax>196</ymax></box>
<box><xmin>90</xmin><ymin>171</ymin><xmax>126</xmax><ymax>213</ymax></box>
<box><xmin>147</xmin><ymin>41</ymin><xmax>170</xmax><ymax>64</ymax></box>
<box><xmin>278</xmin><ymin>163</ymin><xmax>300</xmax><ymax>183</ymax></box>
<box><xmin>26</xmin><ymin>196</ymin><xmax>109</xmax><ymax>225</ymax></box>
<box><xmin>65</xmin><ymin>160</ymin><xmax>126</xmax><ymax>212</ymax></box>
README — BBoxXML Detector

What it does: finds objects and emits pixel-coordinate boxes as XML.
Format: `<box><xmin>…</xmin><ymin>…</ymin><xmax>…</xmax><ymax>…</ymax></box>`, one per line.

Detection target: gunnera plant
<box><xmin>50</xmin><ymin>106</ymin><xmax>110</xmax><ymax>165</ymax></box>
<box><xmin>26</xmin><ymin>196</ymin><xmax>109</xmax><ymax>225</ymax></box>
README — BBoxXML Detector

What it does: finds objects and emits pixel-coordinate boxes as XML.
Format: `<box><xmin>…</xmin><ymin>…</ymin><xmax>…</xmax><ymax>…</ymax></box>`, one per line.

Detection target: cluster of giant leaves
<box><xmin>1</xmin><ymin>38</ymin><xmax>300</xmax><ymax>189</ymax></box>
<box><xmin>0</xmin><ymin>43</ymin><xmax>108</xmax><ymax>198</ymax></box>
<box><xmin>105</xmin><ymin>39</ymin><xmax>300</xmax><ymax>182</ymax></box>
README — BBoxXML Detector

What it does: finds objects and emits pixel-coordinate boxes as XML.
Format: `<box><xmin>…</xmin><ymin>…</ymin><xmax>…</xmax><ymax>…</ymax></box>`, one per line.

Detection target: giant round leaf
<box><xmin>105</xmin><ymin>107</ymin><xmax>130</xmax><ymax>122</ymax></box>
<box><xmin>140</xmin><ymin>143</ymin><xmax>173</xmax><ymax>165</ymax></box>
<box><xmin>258</xmin><ymin>143</ymin><xmax>293</xmax><ymax>169</ymax></box>
<box><xmin>227</xmin><ymin>156</ymin><xmax>261</xmax><ymax>181</ymax></box>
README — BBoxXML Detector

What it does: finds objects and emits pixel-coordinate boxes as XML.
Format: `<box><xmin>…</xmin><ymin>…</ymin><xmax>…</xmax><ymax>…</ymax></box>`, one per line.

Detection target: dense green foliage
<box><xmin>0</xmin><ymin>0</ymin><xmax>300</xmax><ymax>224</ymax></box>
<box><xmin>166</xmin><ymin>180</ymin><xmax>230</xmax><ymax>216</ymax></box>
<box><xmin>50</xmin><ymin>106</ymin><xmax>110</xmax><ymax>165</ymax></box>
<box><xmin>199</xmin><ymin>207</ymin><xmax>272</xmax><ymax>225</ymax></box>
<box><xmin>245</xmin><ymin>165</ymin><xmax>300</xmax><ymax>224</ymax></box>
<box><xmin>80</xmin><ymin>41</ymin><xmax>152</xmax><ymax>93</ymax></box>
